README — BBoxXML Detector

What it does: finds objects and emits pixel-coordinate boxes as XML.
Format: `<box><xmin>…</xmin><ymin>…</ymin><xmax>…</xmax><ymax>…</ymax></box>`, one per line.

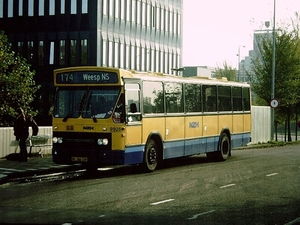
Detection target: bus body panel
<box><xmin>125</xmin><ymin>124</ymin><xmax>142</xmax><ymax>145</ymax></box>
<box><xmin>142</xmin><ymin>117</ymin><xmax>166</xmax><ymax>142</ymax></box>
<box><xmin>184</xmin><ymin>115</ymin><xmax>203</xmax><ymax>139</ymax></box>
<box><xmin>165</xmin><ymin>116</ymin><xmax>185</xmax><ymax>141</ymax></box>
<box><xmin>202</xmin><ymin>115</ymin><xmax>219</xmax><ymax>136</ymax></box>
<box><xmin>232</xmin><ymin>114</ymin><xmax>244</xmax><ymax>133</ymax></box>
<box><xmin>124</xmin><ymin>144</ymin><xmax>144</xmax><ymax>165</ymax></box>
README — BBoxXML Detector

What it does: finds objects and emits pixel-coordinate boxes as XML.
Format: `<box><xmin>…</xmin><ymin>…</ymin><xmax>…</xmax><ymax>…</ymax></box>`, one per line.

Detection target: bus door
<box><xmin>124</xmin><ymin>82</ymin><xmax>142</xmax><ymax>146</ymax></box>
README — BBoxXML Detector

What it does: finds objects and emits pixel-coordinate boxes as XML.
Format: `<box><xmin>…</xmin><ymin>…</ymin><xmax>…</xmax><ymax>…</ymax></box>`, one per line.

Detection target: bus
<box><xmin>52</xmin><ymin>66</ymin><xmax>251</xmax><ymax>171</ymax></box>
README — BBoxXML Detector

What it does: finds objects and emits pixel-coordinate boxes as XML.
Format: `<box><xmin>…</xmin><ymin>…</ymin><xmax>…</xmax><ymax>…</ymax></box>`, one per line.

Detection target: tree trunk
<box><xmin>287</xmin><ymin>106</ymin><xmax>292</xmax><ymax>142</ymax></box>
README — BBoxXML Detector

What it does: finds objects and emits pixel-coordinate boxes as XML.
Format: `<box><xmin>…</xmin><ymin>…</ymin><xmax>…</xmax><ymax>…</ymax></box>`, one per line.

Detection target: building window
<box><xmin>39</xmin><ymin>0</ymin><xmax>44</xmax><ymax>16</ymax></box>
<box><xmin>109</xmin><ymin>0</ymin><xmax>113</xmax><ymax>17</ymax></box>
<box><xmin>151</xmin><ymin>6</ymin><xmax>156</xmax><ymax>28</ymax></box>
<box><xmin>170</xmin><ymin>11</ymin><xmax>173</xmax><ymax>33</ymax></box>
<box><xmin>18</xmin><ymin>0</ymin><xmax>23</xmax><ymax>16</ymax></box>
<box><xmin>49</xmin><ymin>0</ymin><xmax>55</xmax><ymax>15</ymax></box>
<box><xmin>8</xmin><ymin>0</ymin><xmax>13</xmax><ymax>17</ymax></box>
<box><xmin>102</xmin><ymin>40</ymin><xmax>107</xmax><ymax>66</ymax></box>
<box><xmin>27</xmin><ymin>41</ymin><xmax>34</xmax><ymax>64</ymax></box>
<box><xmin>70</xmin><ymin>40</ymin><xmax>77</xmax><ymax>65</ymax></box>
<box><xmin>142</xmin><ymin>2</ymin><xmax>146</xmax><ymax>26</ymax></box>
<box><xmin>178</xmin><ymin>14</ymin><xmax>181</xmax><ymax>34</ymax></box>
<box><xmin>165</xmin><ymin>10</ymin><xmax>169</xmax><ymax>32</ymax></box>
<box><xmin>0</xmin><ymin>0</ymin><xmax>3</xmax><ymax>18</ymax></box>
<box><xmin>38</xmin><ymin>41</ymin><xmax>44</xmax><ymax>65</ymax></box>
<box><xmin>71</xmin><ymin>0</ymin><xmax>77</xmax><ymax>14</ymax></box>
<box><xmin>151</xmin><ymin>49</ymin><xmax>155</xmax><ymax>72</ymax></box>
<box><xmin>28</xmin><ymin>0</ymin><xmax>34</xmax><ymax>16</ymax></box>
<box><xmin>131</xmin><ymin>45</ymin><xmax>135</xmax><ymax>69</ymax></box>
<box><xmin>131</xmin><ymin>0</ymin><xmax>135</xmax><ymax>23</ymax></box>
<box><xmin>114</xmin><ymin>42</ymin><xmax>119</xmax><ymax>67</ymax></box>
<box><xmin>59</xmin><ymin>40</ymin><xmax>65</xmax><ymax>65</ymax></box>
<box><xmin>17</xmin><ymin>42</ymin><xmax>23</xmax><ymax>55</ymax></box>
<box><xmin>125</xmin><ymin>44</ymin><xmax>130</xmax><ymax>69</ymax></box>
<box><xmin>137</xmin><ymin>0</ymin><xmax>140</xmax><ymax>24</ymax></box>
<box><xmin>136</xmin><ymin>46</ymin><xmax>140</xmax><ymax>70</ymax></box>
<box><xmin>120</xmin><ymin>0</ymin><xmax>124</xmax><ymax>20</ymax></box>
<box><xmin>49</xmin><ymin>42</ymin><xmax>54</xmax><ymax>65</ymax></box>
<box><xmin>160</xmin><ymin>51</ymin><xmax>163</xmax><ymax>72</ymax></box>
<box><xmin>82</xmin><ymin>0</ymin><xmax>88</xmax><ymax>14</ymax></box>
<box><xmin>156</xmin><ymin>7</ymin><xmax>160</xmax><ymax>30</ymax></box>
<box><xmin>126</xmin><ymin>0</ymin><xmax>130</xmax><ymax>21</ymax></box>
<box><xmin>103</xmin><ymin>0</ymin><xmax>107</xmax><ymax>15</ymax></box>
<box><xmin>140</xmin><ymin>47</ymin><xmax>145</xmax><ymax>71</ymax></box>
<box><xmin>155</xmin><ymin>49</ymin><xmax>159</xmax><ymax>72</ymax></box>
<box><xmin>146</xmin><ymin>4</ymin><xmax>151</xmax><ymax>27</ymax></box>
<box><xmin>108</xmin><ymin>41</ymin><xmax>113</xmax><ymax>67</ymax></box>
<box><xmin>61</xmin><ymin>0</ymin><xmax>65</xmax><ymax>14</ymax></box>
<box><xmin>174</xmin><ymin>12</ymin><xmax>177</xmax><ymax>34</ymax></box>
<box><xmin>164</xmin><ymin>52</ymin><xmax>168</xmax><ymax>73</ymax></box>
<box><xmin>120</xmin><ymin>43</ymin><xmax>124</xmax><ymax>68</ymax></box>
<box><xmin>81</xmin><ymin>39</ymin><xmax>87</xmax><ymax>65</ymax></box>
<box><xmin>115</xmin><ymin>0</ymin><xmax>119</xmax><ymax>18</ymax></box>
<box><xmin>160</xmin><ymin>8</ymin><xmax>164</xmax><ymax>31</ymax></box>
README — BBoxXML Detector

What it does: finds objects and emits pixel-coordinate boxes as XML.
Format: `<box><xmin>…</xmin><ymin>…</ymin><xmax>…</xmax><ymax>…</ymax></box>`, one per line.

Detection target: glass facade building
<box><xmin>0</xmin><ymin>0</ymin><xmax>183</xmax><ymax>124</ymax></box>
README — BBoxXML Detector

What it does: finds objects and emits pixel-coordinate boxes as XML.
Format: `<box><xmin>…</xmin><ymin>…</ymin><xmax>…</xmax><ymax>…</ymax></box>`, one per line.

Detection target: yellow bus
<box><xmin>52</xmin><ymin>66</ymin><xmax>251</xmax><ymax>171</ymax></box>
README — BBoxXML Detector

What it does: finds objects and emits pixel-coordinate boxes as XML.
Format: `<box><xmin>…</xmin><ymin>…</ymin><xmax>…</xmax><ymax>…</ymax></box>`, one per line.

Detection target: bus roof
<box><xmin>54</xmin><ymin>66</ymin><xmax>250</xmax><ymax>87</ymax></box>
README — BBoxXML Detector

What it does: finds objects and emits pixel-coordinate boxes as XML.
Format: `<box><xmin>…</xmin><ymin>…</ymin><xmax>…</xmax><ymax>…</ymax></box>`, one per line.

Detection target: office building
<box><xmin>0</xmin><ymin>0</ymin><xmax>183</xmax><ymax>124</ymax></box>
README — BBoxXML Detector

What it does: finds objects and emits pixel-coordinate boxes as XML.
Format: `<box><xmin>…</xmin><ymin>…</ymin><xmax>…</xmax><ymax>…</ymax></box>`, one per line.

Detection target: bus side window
<box><xmin>125</xmin><ymin>83</ymin><xmax>141</xmax><ymax>122</ymax></box>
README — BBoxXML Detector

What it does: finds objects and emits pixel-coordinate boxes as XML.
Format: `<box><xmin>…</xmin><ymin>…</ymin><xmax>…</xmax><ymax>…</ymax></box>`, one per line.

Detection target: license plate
<box><xmin>71</xmin><ymin>157</ymin><xmax>88</xmax><ymax>162</ymax></box>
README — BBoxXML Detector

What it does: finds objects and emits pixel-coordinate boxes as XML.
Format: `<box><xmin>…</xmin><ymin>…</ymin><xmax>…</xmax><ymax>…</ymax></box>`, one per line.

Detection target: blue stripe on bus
<box><xmin>124</xmin><ymin>145</ymin><xmax>144</xmax><ymax>165</ymax></box>
<box><xmin>121</xmin><ymin>132</ymin><xmax>251</xmax><ymax>165</ymax></box>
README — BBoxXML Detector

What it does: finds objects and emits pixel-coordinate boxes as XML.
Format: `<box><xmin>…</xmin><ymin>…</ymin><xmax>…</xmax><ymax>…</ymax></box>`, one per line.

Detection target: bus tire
<box><xmin>143</xmin><ymin>139</ymin><xmax>159</xmax><ymax>172</ymax></box>
<box><xmin>217</xmin><ymin>133</ymin><xmax>230</xmax><ymax>161</ymax></box>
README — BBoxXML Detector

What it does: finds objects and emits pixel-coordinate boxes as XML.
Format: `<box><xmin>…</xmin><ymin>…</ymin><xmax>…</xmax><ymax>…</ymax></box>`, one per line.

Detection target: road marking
<box><xmin>150</xmin><ymin>199</ymin><xmax>175</xmax><ymax>206</ymax></box>
<box><xmin>284</xmin><ymin>216</ymin><xmax>300</xmax><ymax>225</ymax></box>
<box><xmin>266</xmin><ymin>173</ymin><xmax>278</xmax><ymax>177</ymax></box>
<box><xmin>220</xmin><ymin>183</ymin><xmax>236</xmax><ymax>189</ymax></box>
<box><xmin>187</xmin><ymin>210</ymin><xmax>216</xmax><ymax>220</ymax></box>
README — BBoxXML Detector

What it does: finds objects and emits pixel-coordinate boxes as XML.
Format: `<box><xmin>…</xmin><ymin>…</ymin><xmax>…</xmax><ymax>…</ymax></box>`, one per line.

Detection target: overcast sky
<box><xmin>182</xmin><ymin>0</ymin><xmax>300</xmax><ymax>68</ymax></box>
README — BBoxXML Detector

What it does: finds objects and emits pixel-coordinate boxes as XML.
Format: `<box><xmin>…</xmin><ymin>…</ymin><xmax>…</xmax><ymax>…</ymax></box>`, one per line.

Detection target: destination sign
<box><xmin>56</xmin><ymin>71</ymin><xmax>118</xmax><ymax>84</ymax></box>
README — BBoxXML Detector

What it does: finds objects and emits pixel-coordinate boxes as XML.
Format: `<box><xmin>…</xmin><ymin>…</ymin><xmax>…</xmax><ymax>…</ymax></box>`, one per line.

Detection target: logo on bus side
<box><xmin>83</xmin><ymin>126</ymin><xmax>94</xmax><ymax>130</ymax></box>
<box><xmin>189</xmin><ymin>122</ymin><xmax>199</xmax><ymax>128</ymax></box>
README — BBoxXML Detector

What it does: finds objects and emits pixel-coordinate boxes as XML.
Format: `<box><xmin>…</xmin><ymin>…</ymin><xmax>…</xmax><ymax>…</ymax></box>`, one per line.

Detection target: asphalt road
<box><xmin>0</xmin><ymin>144</ymin><xmax>300</xmax><ymax>225</ymax></box>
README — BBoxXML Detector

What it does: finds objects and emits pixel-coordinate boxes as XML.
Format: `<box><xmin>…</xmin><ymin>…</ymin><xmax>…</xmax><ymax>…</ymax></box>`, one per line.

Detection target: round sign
<box><xmin>270</xmin><ymin>99</ymin><xmax>279</xmax><ymax>108</ymax></box>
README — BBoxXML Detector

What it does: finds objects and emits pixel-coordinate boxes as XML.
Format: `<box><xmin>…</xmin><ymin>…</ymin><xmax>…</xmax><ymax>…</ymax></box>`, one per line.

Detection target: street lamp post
<box><xmin>271</xmin><ymin>0</ymin><xmax>276</xmax><ymax>140</ymax></box>
<box><xmin>237</xmin><ymin>45</ymin><xmax>245</xmax><ymax>82</ymax></box>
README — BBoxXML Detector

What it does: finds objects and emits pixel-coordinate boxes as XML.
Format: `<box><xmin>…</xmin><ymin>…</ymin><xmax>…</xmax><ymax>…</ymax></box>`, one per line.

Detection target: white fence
<box><xmin>0</xmin><ymin>127</ymin><xmax>52</xmax><ymax>158</ymax></box>
<box><xmin>251</xmin><ymin>106</ymin><xmax>271</xmax><ymax>144</ymax></box>
<box><xmin>0</xmin><ymin>106</ymin><xmax>271</xmax><ymax>158</ymax></box>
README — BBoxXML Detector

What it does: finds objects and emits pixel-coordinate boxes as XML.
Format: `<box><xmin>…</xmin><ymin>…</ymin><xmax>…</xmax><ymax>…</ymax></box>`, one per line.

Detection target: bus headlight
<box><xmin>97</xmin><ymin>138</ymin><xmax>108</xmax><ymax>145</ymax></box>
<box><xmin>53</xmin><ymin>137</ymin><xmax>63</xmax><ymax>144</ymax></box>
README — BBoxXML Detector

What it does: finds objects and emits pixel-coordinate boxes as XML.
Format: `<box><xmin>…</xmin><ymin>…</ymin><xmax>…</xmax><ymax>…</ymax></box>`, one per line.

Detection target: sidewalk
<box><xmin>0</xmin><ymin>155</ymin><xmax>82</xmax><ymax>185</ymax></box>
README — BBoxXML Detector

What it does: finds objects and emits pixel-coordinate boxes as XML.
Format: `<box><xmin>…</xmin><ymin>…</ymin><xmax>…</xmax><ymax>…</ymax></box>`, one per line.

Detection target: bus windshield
<box><xmin>53</xmin><ymin>87</ymin><xmax>120</xmax><ymax>120</ymax></box>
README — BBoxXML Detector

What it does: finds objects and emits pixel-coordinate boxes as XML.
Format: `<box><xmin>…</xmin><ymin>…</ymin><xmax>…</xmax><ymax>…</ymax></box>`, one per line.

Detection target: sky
<box><xmin>182</xmin><ymin>0</ymin><xmax>300</xmax><ymax>68</ymax></box>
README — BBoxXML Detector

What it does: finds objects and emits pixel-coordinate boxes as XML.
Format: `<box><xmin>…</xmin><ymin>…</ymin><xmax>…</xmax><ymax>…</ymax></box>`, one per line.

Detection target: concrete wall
<box><xmin>0</xmin><ymin>127</ymin><xmax>52</xmax><ymax>158</ymax></box>
<box><xmin>251</xmin><ymin>106</ymin><xmax>271</xmax><ymax>144</ymax></box>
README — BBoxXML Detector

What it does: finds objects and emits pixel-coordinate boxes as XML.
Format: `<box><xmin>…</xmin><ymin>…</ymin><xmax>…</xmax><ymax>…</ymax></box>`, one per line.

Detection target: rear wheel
<box><xmin>217</xmin><ymin>133</ymin><xmax>230</xmax><ymax>161</ymax></box>
<box><xmin>143</xmin><ymin>139</ymin><xmax>159</xmax><ymax>172</ymax></box>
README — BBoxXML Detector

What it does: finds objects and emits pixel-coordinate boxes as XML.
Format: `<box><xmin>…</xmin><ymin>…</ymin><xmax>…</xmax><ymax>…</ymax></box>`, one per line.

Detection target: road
<box><xmin>0</xmin><ymin>145</ymin><xmax>300</xmax><ymax>225</ymax></box>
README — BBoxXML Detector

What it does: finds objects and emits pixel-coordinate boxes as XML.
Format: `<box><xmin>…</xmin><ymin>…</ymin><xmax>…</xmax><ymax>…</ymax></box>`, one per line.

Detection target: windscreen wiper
<box><xmin>63</xmin><ymin>91</ymin><xmax>88</xmax><ymax>122</ymax></box>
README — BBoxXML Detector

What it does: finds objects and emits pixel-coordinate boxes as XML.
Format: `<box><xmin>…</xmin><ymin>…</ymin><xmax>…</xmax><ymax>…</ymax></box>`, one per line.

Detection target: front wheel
<box><xmin>143</xmin><ymin>139</ymin><xmax>159</xmax><ymax>172</ymax></box>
